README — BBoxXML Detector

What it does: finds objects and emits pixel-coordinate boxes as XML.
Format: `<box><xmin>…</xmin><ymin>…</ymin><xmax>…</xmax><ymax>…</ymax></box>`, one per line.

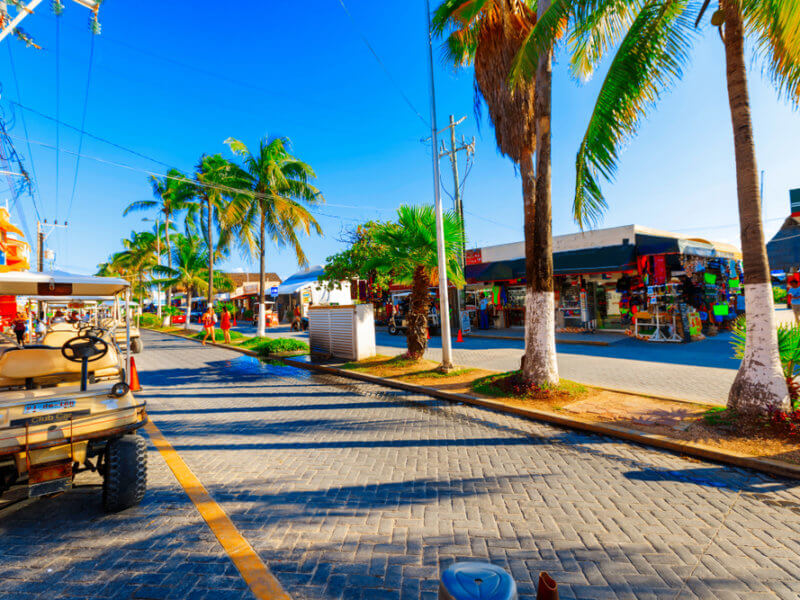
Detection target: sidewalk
<box><xmin>469</xmin><ymin>327</ymin><xmax>628</xmax><ymax>346</ymax></box>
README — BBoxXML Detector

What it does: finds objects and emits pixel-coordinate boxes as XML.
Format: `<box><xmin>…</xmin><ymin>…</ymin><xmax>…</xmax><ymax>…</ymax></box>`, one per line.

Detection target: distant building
<box><xmin>767</xmin><ymin>189</ymin><xmax>800</xmax><ymax>273</ymax></box>
<box><xmin>218</xmin><ymin>272</ymin><xmax>282</xmax><ymax>312</ymax></box>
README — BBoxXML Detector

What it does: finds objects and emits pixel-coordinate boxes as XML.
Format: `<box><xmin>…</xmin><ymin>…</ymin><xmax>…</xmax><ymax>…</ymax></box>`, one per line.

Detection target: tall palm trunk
<box><xmin>184</xmin><ymin>290</ymin><xmax>192</xmax><ymax>330</ymax></box>
<box><xmin>522</xmin><ymin>0</ymin><xmax>559</xmax><ymax>386</ymax></box>
<box><xmin>164</xmin><ymin>212</ymin><xmax>173</xmax><ymax>325</ymax></box>
<box><xmin>207</xmin><ymin>199</ymin><xmax>214</xmax><ymax>309</ymax></box>
<box><xmin>257</xmin><ymin>208</ymin><xmax>266</xmax><ymax>337</ymax></box>
<box><xmin>407</xmin><ymin>265</ymin><xmax>430</xmax><ymax>359</ymax></box>
<box><xmin>723</xmin><ymin>0</ymin><xmax>789</xmax><ymax>414</ymax></box>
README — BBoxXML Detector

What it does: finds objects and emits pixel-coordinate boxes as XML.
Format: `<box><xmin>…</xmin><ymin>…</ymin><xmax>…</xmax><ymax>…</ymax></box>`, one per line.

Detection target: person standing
<box><xmin>790</xmin><ymin>279</ymin><xmax>800</xmax><ymax>323</ymax></box>
<box><xmin>201</xmin><ymin>305</ymin><xmax>216</xmax><ymax>345</ymax></box>
<box><xmin>12</xmin><ymin>312</ymin><xmax>26</xmax><ymax>346</ymax></box>
<box><xmin>291</xmin><ymin>303</ymin><xmax>302</xmax><ymax>331</ymax></box>
<box><xmin>479</xmin><ymin>293</ymin><xmax>489</xmax><ymax>330</ymax></box>
<box><xmin>220</xmin><ymin>305</ymin><xmax>232</xmax><ymax>344</ymax></box>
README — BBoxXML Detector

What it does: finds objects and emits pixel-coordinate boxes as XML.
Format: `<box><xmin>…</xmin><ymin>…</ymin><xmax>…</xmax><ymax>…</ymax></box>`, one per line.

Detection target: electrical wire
<box><xmin>55</xmin><ymin>12</ymin><xmax>61</xmax><ymax>223</ymax></box>
<box><xmin>335</xmin><ymin>0</ymin><xmax>428</xmax><ymax>127</ymax></box>
<box><xmin>9</xmin><ymin>100</ymin><xmax>175</xmax><ymax>170</ymax></box>
<box><xmin>65</xmin><ymin>33</ymin><xmax>95</xmax><ymax>225</ymax></box>
<box><xmin>5</xmin><ymin>44</ymin><xmax>43</xmax><ymax>223</ymax></box>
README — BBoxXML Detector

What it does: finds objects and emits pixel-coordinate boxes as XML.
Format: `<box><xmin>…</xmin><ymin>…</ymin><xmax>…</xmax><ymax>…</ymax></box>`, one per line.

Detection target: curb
<box><xmin>283</xmin><ymin>357</ymin><xmax>800</xmax><ymax>481</ymax></box>
<box><xmin>467</xmin><ymin>333</ymin><xmax>612</xmax><ymax>347</ymax></box>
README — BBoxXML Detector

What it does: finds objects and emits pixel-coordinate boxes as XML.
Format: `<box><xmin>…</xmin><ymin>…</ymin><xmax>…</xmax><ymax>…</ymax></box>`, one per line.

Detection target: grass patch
<box><xmin>188</xmin><ymin>330</ymin><xmax>245</xmax><ymax>343</ymax></box>
<box><xmin>471</xmin><ymin>370</ymin><xmax>586</xmax><ymax>401</ymax></box>
<box><xmin>341</xmin><ymin>354</ymin><xmax>416</xmax><ymax>371</ymax></box>
<box><xmin>238</xmin><ymin>336</ymin><xmax>309</xmax><ymax>355</ymax></box>
<box><xmin>406</xmin><ymin>367</ymin><xmax>474</xmax><ymax>379</ymax></box>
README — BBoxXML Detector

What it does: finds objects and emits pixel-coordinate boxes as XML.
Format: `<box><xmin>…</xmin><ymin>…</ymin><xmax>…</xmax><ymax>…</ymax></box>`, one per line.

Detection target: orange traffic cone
<box><xmin>427</xmin><ymin>328</ymin><xmax>431</xmax><ymax>340</ymax></box>
<box><xmin>537</xmin><ymin>572</ymin><xmax>558</xmax><ymax>600</ymax></box>
<box><xmin>129</xmin><ymin>356</ymin><xmax>141</xmax><ymax>393</ymax></box>
<box><xmin>456</xmin><ymin>329</ymin><xmax>463</xmax><ymax>343</ymax></box>
<box><xmin>233</xmin><ymin>317</ymin><xmax>237</xmax><ymax>327</ymax></box>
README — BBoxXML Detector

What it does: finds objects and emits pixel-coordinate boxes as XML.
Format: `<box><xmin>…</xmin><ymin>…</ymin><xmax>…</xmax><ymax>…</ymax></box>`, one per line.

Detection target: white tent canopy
<box><xmin>0</xmin><ymin>270</ymin><xmax>129</xmax><ymax>297</ymax></box>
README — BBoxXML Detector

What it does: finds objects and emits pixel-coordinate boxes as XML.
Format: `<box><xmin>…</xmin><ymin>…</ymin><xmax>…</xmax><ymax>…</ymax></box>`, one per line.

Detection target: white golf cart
<box><xmin>0</xmin><ymin>271</ymin><xmax>147</xmax><ymax>512</ymax></box>
<box><xmin>31</xmin><ymin>296</ymin><xmax>143</xmax><ymax>354</ymax></box>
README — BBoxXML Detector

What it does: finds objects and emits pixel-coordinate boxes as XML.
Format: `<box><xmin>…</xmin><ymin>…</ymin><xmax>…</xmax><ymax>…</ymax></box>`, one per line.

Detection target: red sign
<box><xmin>465</xmin><ymin>249</ymin><xmax>483</xmax><ymax>265</ymax></box>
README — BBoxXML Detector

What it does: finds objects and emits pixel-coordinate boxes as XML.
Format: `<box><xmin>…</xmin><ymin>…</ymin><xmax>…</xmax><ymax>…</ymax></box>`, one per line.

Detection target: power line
<box><xmin>335</xmin><ymin>0</ymin><xmax>428</xmax><ymax>127</ymax></box>
<box><xmin>55</xmin><ymin>12</ymin><xmax>61</xmax><ymax>223</ymax></box>
<box><xmin>8</xmin><ymin>99</ymin><xmax>175</xmax><ymax>170</ymax></box>
<box><xmin>65</xmin><ymin>32</ymin><xmax>95</xmax><ymax>224</ymax></box>
<box><xmin>5</xmin><ymin>44</ymin><xmax>43</xmax><ymax>223</ymax></box>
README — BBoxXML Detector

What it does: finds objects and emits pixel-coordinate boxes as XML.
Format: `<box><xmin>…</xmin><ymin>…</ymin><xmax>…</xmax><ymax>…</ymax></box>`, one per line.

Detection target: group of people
<box><xmin>8</xmin><ymin>309</ymin><xmax>92</xmax><ymax>346</ymax></box>
<box><xmin>199</xmin><ymin>304</ymin><xmax>233</xmax><ymax>346</ymax></box>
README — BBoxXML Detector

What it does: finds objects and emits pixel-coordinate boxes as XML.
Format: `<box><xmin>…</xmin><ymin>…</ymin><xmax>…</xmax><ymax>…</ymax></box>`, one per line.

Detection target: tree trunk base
<box><xmin>522</xmin><ymin>290</ymin><xmax>559</xmax><ymax>386</ymax></box>
<box><xmin>727</xmin><ymin>282</ymin><xmax>790</xmax><ymax>415</ymax></box>
<box><xmin>438</xmin><ymin>362</ymin><xmax>454</xmax><ymax>374</ymax></box>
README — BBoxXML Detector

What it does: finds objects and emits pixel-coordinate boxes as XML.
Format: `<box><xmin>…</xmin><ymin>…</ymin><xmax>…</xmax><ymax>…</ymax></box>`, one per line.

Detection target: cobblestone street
<box><xmin>3</xmin><ymin>330</ymin><xmax>800</xmax><ymax>599</ymax></box>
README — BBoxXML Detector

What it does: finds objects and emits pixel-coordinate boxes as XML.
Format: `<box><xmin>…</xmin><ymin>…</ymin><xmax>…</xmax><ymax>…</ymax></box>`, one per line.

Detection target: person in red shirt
<box><xmin>201</xmin><ymin>305</ymin><xmax>216</xmax><ymax>346</ymax></box>
<box><xmin>220</xmin><ymin>305</ymin><xmax>232</xmax><ymax>344</ymax></box>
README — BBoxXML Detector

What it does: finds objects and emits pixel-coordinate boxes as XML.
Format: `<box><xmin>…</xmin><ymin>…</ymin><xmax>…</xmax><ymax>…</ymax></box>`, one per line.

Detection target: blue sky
<box><xmin>1</xmin><ymin>1</ymin><xmax>799</xmax><ymax>280</ymax></box>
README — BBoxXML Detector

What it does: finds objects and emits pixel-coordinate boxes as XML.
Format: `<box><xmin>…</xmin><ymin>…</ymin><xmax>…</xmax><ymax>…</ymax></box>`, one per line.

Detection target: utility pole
<box><xmin>424</xmin><ymin>0</ymin><xmax>453</xmax><ymax>372</ymax></box>
<box><xmin>36</xmin><ymin>219</ymin><xmax>66</xmax><ymax>271</ymax></box>
<box><xmin>439</xmin><ymin>115</ymin><xmax>475</xmax><ymax>330</ymax></box>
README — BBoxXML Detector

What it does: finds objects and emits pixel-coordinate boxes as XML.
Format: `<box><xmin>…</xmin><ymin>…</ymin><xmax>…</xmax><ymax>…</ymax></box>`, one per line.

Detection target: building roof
<box><xmin>225</xmin><ymin>272</ymin><xmax>281</xmax><ymax>286</ymax></box>
<box><xmin>767</xmin><ymin>216</ymin><xmax>800</xmax><ymax>272</ymax></box>
<box><xmin>276</xmin><ymin>265</ymin><xmax>325</xmax><ymax>295</ymax></box>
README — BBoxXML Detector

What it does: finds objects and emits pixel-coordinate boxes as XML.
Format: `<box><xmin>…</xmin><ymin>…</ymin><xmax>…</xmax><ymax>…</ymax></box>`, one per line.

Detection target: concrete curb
<box><xmin>283</xmin><ymin>357</ymin><xmax>800</xmax><ymax>481</ymax></box>
<box><xmin>467</xmin><ymin>333</ymin><xmax>611</xmax><ymax>347</ymax></box>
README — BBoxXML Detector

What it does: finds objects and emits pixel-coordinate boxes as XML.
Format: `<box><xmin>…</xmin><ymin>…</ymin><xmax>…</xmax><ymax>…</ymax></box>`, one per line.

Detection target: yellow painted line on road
<box><xmin>143</xmin><ymin>420</ymin><xmax>291</xmax><ymax>600</ymax></box>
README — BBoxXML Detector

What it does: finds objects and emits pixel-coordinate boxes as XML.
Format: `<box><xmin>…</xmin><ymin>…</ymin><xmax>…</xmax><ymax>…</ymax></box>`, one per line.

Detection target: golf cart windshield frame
<box><xmin>4</xmin><ymin>272</ymin><xmax>133</xmax><ymax>387</ymax></box>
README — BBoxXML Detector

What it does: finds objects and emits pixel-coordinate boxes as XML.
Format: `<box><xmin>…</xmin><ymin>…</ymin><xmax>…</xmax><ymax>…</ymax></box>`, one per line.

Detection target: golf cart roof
<box><xmin>0</xmin><ymin>270</ymin><xmax>129</xmax><ymax>297</ymax></box>
<box><xmin>28</xmin><ymin>296</ymin><xmax>104</xmax><ymax>304</ymax></box>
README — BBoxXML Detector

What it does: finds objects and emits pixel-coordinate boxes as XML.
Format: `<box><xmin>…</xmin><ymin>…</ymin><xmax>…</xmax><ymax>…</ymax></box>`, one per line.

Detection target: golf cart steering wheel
<box><xmin>62</xmin><ymin>336</ymin><xmax>108</xmax><ymax>363</ymax></box>
<box><xmin>78</xmin><ymin>325</ymin><xmax>106</xmax><ymax>339</ymax></box>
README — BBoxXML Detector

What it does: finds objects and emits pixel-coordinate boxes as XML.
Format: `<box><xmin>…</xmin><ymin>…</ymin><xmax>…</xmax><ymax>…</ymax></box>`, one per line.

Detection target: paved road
<box><xmin>196</xmin><ymin>320</ymin><xmax>737</xmax><ymax>404</ymax></box>
<box><xmin>4</xmin><ymin>330</ymin><xmax>800</xmax><ymax>599</ymax></box>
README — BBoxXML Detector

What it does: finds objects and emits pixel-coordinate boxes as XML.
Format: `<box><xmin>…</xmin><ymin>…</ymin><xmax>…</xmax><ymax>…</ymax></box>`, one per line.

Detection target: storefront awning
<box><xmin>465</xmin><ymin>258</ymin><xmax>525</xmax><ymax>282</ymax></box>
<box><xmin>635</xmin><ymin>234</ymin><xmax>717</xmax><ymax>257</ymax></box>
<box><xmin>553</xmin><ymin>244</ymin><xmax>636</xmax><ymax>275</ymax></box>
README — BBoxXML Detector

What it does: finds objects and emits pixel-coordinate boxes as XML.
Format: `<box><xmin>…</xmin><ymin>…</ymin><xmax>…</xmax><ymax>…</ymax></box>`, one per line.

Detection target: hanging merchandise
<box><xmin>704</xmin><ymin>272</ymin><xmax>717</xmax><ymax>285</ymax></box>
<box><xmin>653</xmin><ymin>255</ymin><xmax>667</xmax><ymax>284</ymax></box>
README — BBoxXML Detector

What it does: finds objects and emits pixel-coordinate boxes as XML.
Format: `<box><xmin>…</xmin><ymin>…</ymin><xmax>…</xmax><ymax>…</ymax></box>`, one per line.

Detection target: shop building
<box><xmin>275</xmin><ymin>265</ymin><xmax>351</xmax><ymax>322</ymax></box>
<box><xmin>465</xmin><ymin>225</ymin><xmax>743</xmax><ymax>341</ymax></box>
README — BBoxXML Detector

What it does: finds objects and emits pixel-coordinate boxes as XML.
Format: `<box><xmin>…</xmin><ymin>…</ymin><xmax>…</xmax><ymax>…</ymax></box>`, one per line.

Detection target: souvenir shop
<box><xmin>463</xmin><ymin>227</ymin><xmax>743</xmax><ymax>343</ymax></box>
<box><xmin>556</xmin><ymin>238</ymin><xmax>744</xmax><ymax>341</ymax></box>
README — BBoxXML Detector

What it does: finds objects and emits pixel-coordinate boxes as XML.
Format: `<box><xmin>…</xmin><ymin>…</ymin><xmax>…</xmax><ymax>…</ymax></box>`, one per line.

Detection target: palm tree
<box><xmin>152</xmin><ymin>233</ymin><xmax>227</xmax><ymax>329</ymax></box>
<box><xmin>124</xmin><ymin>169</ymin><xmax>194</xmax><ymax>317</ymax></box>
<box><xmin>515</xmin><ymin>0</ymin><xmax>798</xmax><ymax>414</ymax></box>
<box><xmin>223</xmin><ymin>136</ymin><xmax>324</xmax><ymax>337</ymax></box>
<box><xmin>433</xmin><ymin>1</ymin><xmax>559</xmax><ymax>386</ymax></box>
<box><xmin>190</xmin><ymin>154</ymin><xmax>239</xmax><ymax>310</ymax></box>
<box><xmin>109</xmin><ymin>230</ymin><xmax>159</xmax><ymax>302</ymax></box>
<box><xmin>369</xmin><ymin>205</ymin><xmax>465</xmax><ymax>360</ymax></box>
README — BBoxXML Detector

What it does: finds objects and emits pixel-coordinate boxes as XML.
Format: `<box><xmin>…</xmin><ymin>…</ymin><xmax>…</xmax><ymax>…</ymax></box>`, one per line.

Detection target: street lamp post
<box><xmin>424</xmin><ymin>0</ymin><xmax>454</xmax><ymax>372</ymax></box>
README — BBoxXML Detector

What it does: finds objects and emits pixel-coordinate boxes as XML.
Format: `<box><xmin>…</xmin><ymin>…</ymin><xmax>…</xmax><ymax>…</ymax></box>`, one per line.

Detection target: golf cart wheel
<box><xmin>388</xmin><ymin>324</ymin><xmax>399</xmax><ymax>335</ymax></box>
<box><xmin>130</xmin><ymin>337</ymin><xmax>144</xmax><ymax>354</ymax></box>
<box><xmin>103</xmin><ymin>434</ymin><xmax>147</xmax><ymax>513</ymax></box>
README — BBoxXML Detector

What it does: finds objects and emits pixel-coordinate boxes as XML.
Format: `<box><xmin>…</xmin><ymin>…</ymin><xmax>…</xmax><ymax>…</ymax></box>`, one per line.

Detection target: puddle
<box><xmin>223</xmin><ymin>355</ymin><xmax>314</xmax><ymax>380</ymax></box>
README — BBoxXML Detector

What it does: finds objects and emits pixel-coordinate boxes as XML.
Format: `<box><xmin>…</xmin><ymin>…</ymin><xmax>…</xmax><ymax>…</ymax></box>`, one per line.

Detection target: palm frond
<box><xmin>743</xmin><ymin>0</ymin><xmax>800</xmax><ymax>106</ymax></box>
<box><xmin>573</xmin><ymin>0</ymin><xmax>696</xmax><ymax>228</ymax></box>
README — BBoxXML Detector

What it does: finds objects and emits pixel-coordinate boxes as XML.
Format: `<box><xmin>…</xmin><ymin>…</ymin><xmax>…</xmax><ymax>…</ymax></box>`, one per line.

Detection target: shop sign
<box><xmin>460</xmin><ymin>311</ymin><xmax>472</xmax><ymax>334</ymax></box>
<box><xmin>465</xmin><ymin>249</ymin><xmax>483</xmax><ymax>265</ymax></box>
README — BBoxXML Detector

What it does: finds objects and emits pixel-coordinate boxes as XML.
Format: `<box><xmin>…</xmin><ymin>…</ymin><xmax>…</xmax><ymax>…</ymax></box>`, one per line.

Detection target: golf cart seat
<box><xmin>0</xmin><ymin>343</ymin><xmax>121</xmax><ymax>388</ymax></box>
<box><xmin>42</xmin><ymin>328</ymin><xmax>80</xmax><ymax>348</ymax></box>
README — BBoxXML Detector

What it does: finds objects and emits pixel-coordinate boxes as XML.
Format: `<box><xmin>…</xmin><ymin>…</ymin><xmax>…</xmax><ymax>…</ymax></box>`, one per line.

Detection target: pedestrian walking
<box><xmin>12</xmin><ymin>312</ymin><xmax>26</xmax><ymax>346</ymax></box>
<box><xmin>790</xmin><ymin>279</ymin><xmax>800</xmax><ymax>323</ymax></box>
<box><xmin>201</xmin><ymin>305</ymin><xmax>216</xmax><ymax>345</ymax></box>
<box><xmin>220</xmin><ymin>305</ymin><xmax>232</xmax><ymax>344</ymax></box>
<box><xmin>291</xmin><ymin>303</ymin><xmax>302</xmax><ymax>331</ymax></box>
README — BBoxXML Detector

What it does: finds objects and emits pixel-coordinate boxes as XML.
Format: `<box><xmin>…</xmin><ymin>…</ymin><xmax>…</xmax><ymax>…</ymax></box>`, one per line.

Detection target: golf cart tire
<box><xmin>103</xmin><ymin>434</ymin><xmax>147</xmax><ymax>513</ymax></box>
<box><xmin>432</xmin><ymin>327</ymin><xmax>441</xmax><ymax>336</ymax></box>
<box><xmin>388</xmin><ymin>324</ymin><xmax>399</xmax><ymax>335</ymax></box>
<box><xmin>130</xmin><ymin>337</ymin><xmax>144</xmax><ymax>354</ymax></box>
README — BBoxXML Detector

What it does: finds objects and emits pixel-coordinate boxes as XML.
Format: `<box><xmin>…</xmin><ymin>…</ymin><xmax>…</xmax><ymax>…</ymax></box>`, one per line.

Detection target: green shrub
<box><xmin>243</xmin><ymin>309</ymin><xmax>254</xmax><ymax>320</ymax></box>
<box><xmin>140</xmin><ymin>313</ymin><xmax>161</xmax><ymax>328</ymax></box>
<box><xmin>774</xmin><ymin>286</ymin><xmax>787</xmax><ymax>303</ymax></box>
<box><xmin>239</xmin><ymin>336</ymin><xmax>308</xmax><ymax>355</ymax></box>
